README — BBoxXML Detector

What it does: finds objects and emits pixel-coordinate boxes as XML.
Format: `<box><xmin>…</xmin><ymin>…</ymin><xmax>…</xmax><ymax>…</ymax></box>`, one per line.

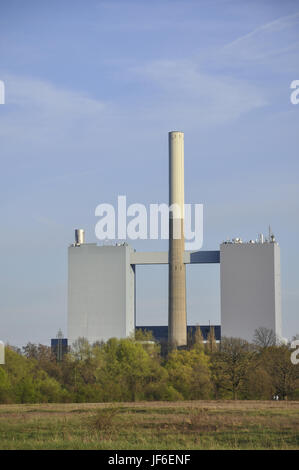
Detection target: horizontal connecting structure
<box><xmin>130</xmin><ymin>250</ymin><xmax>220</xmax><ymax>265</ymax></box>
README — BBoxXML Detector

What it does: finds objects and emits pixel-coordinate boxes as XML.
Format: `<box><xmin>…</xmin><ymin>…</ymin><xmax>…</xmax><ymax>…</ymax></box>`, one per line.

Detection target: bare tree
<box><xmin>70</xmin><ymin>337</ymin><xmax>92</xmax><ymax>361</ymax></box>
<box><xmin>211</xmin><ymin>337</ymin><xmax>257</xmax><ymax>399</ymax></box>
<box><xmin>22</xmin><ymin>342</ymin><xmax>38</xmax><ymax>359</ymax></box>
<box><xmin>253</xmin><ymin>327</ymin><xmax>277</xmax><ymax>348</ymax></box>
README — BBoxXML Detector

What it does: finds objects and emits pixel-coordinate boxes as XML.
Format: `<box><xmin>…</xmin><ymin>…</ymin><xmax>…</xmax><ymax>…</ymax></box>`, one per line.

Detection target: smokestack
<box><xmin>168</xmin><ymin>131</ymin><xmax>187</xmax><ymax>347</ymax></box>
<box><xmin>75</xmin><ymin>229</ymin><xmax>85</xmax><ymax>246</ymax></box>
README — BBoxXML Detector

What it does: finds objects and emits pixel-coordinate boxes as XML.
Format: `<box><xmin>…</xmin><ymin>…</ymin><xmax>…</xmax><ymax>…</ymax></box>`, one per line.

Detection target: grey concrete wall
<box><xmin>220</xmin><ymin>242</ymin><xmax>282</xmax><ymax>342</ymax></box>
<box><xmin>68</xmin><ymin>244</ymin><xmax>135</xmax><ymax>345</ymax></box>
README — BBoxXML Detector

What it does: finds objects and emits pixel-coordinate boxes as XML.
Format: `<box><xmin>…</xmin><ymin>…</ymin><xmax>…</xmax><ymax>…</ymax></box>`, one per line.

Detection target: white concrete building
<box><xmin>68</xmin><ymin>242</ymin><xmax>135</xmax><ymax>345</ymax></box>
<box><xmin>220</xmin><ymin>239</ymin><xmax>282</xmax><ymax>342</ymax></box>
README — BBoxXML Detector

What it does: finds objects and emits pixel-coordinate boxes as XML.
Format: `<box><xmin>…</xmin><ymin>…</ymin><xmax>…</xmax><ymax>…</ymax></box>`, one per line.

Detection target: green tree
<box><xmin>166</xmin><ymin>346</ymin><xmax>212</xmax><ymax>399</ymax></box>
<box><xmin>261</xmin><ymin>345</ymin><xmax>299</xmax><ymax>400</ymax></box>
<box><xmin>135</xmin><ymin>329</ymin><xmax>155</xmax><ymax>342</ymax></box>
<box><xmin>4</xmin><ymin>346</ymin><xmax>64</xmax><ymax>403</ymax></box>
<box><xmin>241</xmin><ymin>366</ymin><xmax>274</xmax><ymax>400</ymax></box>
<box><xmin>187</xmin><ymin>326</ymin><xmax>204</xmax><ymax>351</ymax></box>
<box><xmin>211</xmin><ymin>337</ymin><xmax>256</xmax><ymax>400</ymax></box>
<box><xmin>0</xmin><ymin>367</ymin><xmax>12</xmax><ymax>403</ymax></box>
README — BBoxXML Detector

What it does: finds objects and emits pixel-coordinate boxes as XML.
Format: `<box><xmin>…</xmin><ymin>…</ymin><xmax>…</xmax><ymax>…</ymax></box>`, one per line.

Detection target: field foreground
<box><xmin>0</xmin><ymin>400</ymin><xmax>298</xmax><ymax>450</ymax></box>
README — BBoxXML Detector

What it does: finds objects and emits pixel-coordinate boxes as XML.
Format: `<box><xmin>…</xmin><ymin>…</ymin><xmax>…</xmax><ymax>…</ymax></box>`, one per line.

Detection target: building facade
<box><xmin>220</xmin><ymin>240</ymin><xmax>282</xmax><ymax>342</ymax></box>
<box><xmin>68</xmin><ymin>243</ymin><xmax>135</xmax><ymax>345</ymax></box>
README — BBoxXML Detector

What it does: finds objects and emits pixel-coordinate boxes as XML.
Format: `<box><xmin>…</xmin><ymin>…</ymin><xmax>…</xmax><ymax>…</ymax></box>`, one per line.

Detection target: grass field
<box><xmin>0</xmin><ymin>401</ymin><xmax>298</xmax><ymax>450</ymax></box>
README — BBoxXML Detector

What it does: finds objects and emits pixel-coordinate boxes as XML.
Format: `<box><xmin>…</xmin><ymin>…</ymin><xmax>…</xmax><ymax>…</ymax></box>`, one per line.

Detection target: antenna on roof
<box><xmin>269</xmin><ymin>225</ymin><xmax>276</xmax><ymax>243</ymax></box>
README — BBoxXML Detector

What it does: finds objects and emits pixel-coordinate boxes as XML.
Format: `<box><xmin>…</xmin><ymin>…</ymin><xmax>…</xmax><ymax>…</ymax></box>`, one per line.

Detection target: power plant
<box><xmin>67</xmin><ymin>131</ymin><xmax>282</xmax><ymax>346</ymax></box>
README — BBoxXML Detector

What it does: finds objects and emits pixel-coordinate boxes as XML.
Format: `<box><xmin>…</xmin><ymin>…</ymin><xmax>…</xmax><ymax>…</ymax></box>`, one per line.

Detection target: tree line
<box><xmin>0</xmin><ymin>327</ymin><xmax>298</xmax><ymax>403</ymax></box>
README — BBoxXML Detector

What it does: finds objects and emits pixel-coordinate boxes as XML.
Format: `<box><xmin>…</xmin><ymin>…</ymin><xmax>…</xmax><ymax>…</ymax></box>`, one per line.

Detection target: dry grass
<box><xmin>90</xmin><ymin>406</ymin><xmax>120</xmax><ymax>432</ymax></box>
<box><xmin>0</xmin><ymin>401</ymin><xmax>298</xmax><ymax>450</ymax></box>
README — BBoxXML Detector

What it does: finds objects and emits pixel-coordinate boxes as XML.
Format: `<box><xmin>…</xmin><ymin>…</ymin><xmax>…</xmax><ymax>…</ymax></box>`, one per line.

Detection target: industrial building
<box><xmin>67</xmin><ymin>131</ymin><xmax>282</xmax><ymax>346</ymax></box>
<box><xmin>135</xmin><ymin>325</ymin><xmax>221</xmax><ymax>343</ymax></box>
<box><xmin>68</xmin><ymin>239</ymin><xmax>135</xmax><ymax>345</ymax></box>
<box><xmin>68</xmin><ymin>234</ymin><xmax>281</xmax><ymax>346</ymax></box>
<box><xmin>220</xmin><ymin>236</ymin><xmax>282</xmax><ymax>342</ymax></box>
<box><xmin>67</xmin><ymin>236</ymin><xmax>220</xmax><ymax>346</ymax></box>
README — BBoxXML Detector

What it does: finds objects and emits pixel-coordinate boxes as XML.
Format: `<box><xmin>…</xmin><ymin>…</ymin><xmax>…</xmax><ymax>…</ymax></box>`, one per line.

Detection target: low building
<box><xmin>51</xmin><ymin>330</ymin><xmax>68</xmax><ymax>361</ymax></box>
<box><xmin>135</xmin><ymin>325</ymin><xmax>221</xmax><ymax>343</ymax></box>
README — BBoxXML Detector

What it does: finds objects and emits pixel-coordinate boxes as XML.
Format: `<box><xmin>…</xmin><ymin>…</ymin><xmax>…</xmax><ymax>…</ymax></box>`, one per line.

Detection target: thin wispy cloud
<box><xmin>1</xmin><ymin>74</ymin><xmax>106</xmax><ymax>131</ymax></box>
<box><xmin>224</xmin><ymin>11</ymin><xmax>299</xmax><ymax>49</ymax></box>
<box><xmin>219</xmin><ymin>10</ymin><xmax>299</xmax><ymax>68</ymax></box>
<box><xmin>131</xmin><ymin>59</ymin><xmax>267</xmax><ymax>125</ymax></box>
<box><xmin>0</xmin><ymin>74</ymin><xmax>116</xmax><ymax>166</ymax></box>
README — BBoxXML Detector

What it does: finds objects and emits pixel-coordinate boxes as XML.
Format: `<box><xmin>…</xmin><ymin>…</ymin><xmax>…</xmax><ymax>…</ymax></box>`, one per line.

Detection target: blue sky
<box><xmin>0</xmin><ymin>0</ymin><xmax>298</xmax><ymax>345</ymax></box>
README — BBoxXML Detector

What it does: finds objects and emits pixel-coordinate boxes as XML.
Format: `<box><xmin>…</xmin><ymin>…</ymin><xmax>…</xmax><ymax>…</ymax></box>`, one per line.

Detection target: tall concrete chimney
<box><xmin>168</xmin><ymin>131</ymin><xmax>187</xmax><ymax>347</ymax></box>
